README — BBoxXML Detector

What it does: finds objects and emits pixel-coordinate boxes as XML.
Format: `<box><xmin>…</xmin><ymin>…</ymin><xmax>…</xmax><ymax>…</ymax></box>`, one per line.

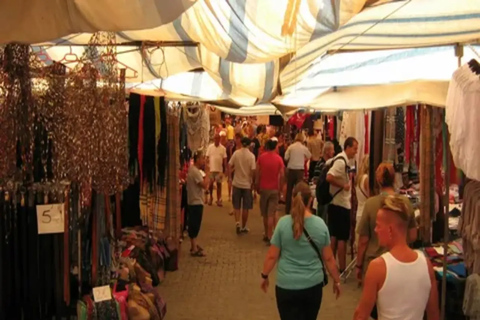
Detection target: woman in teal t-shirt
<box><xmin>260</xmin><ymin>182</ymin><xmax>342</xmax><ymax>320</ymax></box>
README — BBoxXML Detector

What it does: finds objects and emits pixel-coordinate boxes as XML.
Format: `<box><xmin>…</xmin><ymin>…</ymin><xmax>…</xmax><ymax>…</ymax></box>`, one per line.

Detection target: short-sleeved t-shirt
<box><xmin>186</xmin><ymin>165</ymin><xmax>204</xmax><ymax>205</ymax></box>
<box><xmin>357</xmin><ymin>194</ymin><xmax>417</xmax><ymax>271</ymax></box>
<box><xmin>206</xmin><ymin>143</ymin><xmax>227</xmax><ymax>173</ymax></box>
<box><xmin>257</xmin><ymin>151</ymin><xmax>284</xmax><ymax>190</ymax></box>
<box><xmin>327</xmin><ymin>152</ymin><xmax>352</xmax><ymax>209</ymax></box>
<box><xmin>226</xmin><ymin>125</ymin><xmax>235</xmax><ymax>140</ymax></box>
<box><xmin>271</xmin><ymin>215</ymin><xmax>331</xmax><ymax>290</ymax></box>
<box><xmin>229</xmin><ymin>148</ymin><xmax>256</xmax><ymax>189</ymax></box>
<box><xmin>285</xmin><ymin>142</ymin><xmax>312</xmax><ymax>170</ymax></box>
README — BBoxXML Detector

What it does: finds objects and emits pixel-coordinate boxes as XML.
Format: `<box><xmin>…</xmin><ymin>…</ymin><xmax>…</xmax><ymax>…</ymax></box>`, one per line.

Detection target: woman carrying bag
<box><xmin>260</xmin><ymin>182</ymin><xmax>342</xmax><ymax>320</ymax></box>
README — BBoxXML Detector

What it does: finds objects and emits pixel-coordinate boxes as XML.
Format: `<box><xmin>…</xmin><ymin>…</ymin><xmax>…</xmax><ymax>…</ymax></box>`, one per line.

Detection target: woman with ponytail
<box><xmin>355</xmin><ymin>162</ymin><xmax>418</xmax><ymax>319</ymax></box>
<box><xmin>260</xmin><ymin>181</ymin><xmax>341</xmax><ymax>320</ymax></box>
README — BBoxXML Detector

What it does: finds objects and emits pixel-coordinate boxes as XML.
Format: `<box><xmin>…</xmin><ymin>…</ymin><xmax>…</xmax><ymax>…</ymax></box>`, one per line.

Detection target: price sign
<box><xmin>92</xmin><ymin>285</ymin><xmax>112</xmax><ymax>303</ymax></box>
<box><xmin>36</xmin><ymin>204</ymin><xmax>65</xmax><ymax>234</ymax></box>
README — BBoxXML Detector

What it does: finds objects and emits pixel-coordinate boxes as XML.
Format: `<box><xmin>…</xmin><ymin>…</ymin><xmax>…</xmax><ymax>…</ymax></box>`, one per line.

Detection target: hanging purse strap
<box><xmin>303</xmin><ymin>227</ymin><xmax>327</xmax><ymax>277</ymax></box>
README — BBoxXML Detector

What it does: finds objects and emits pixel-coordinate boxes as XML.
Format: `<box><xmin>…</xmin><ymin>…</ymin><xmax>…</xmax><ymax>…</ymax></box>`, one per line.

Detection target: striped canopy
<box><xmin>6</xmin><ymin>0</ymin><xmax>480</xmax><ymax>110</ymax></box>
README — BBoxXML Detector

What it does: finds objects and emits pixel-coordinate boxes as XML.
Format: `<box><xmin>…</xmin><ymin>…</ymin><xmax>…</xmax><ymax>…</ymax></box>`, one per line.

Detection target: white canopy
<box><xmin>0</xmin><ymin>0</ymin><xmax>194</xmax><ymax>44</ymax></box>
<box><xmin>26</xmin><ymin>0</ymin><xmax>369</xmax><ymax>63</ymax></box>
<box><xmin>308</xmin><ymin>80</ymin><xmax>449</xmax><ymax>111</ymax></box>
<box><xmin>276</xmin><ymin>45</ymin><xmax>480</xmax><ymax>108</ymax></box>
<box><xmin>281</xmin><ymin>0</ymin><xmax>480</xmax><ymax>89</ymax></box>
<box><xmin>8</xmin><ymin>0</ymin><xmax>480</xmax><ymax>110</ymax></box>
<box><xmin>214</xmin><ymin>104</ymin><xmax>282</xmax><ymax>116</ymax></box>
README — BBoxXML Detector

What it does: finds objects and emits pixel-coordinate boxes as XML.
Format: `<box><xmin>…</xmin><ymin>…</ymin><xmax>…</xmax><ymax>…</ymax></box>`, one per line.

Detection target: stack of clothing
<box><xmin>421</xmin><ymin>240</ymin><xmax>466</xmax><ymax>319</ymax></box>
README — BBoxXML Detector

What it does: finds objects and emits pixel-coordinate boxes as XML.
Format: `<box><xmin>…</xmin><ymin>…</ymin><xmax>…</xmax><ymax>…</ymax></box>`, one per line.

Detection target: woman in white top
<box><xmin>354</xmin><ymin>195</ymin><xmax>440</xmax><ymax>320</ymax></box>
<box><xmin>356</xmin><ymin>155</ymin><xmax>370</xmax><ymax>222</ymax></box>
<box><xmin>355</xmin><ymin>155</ymin><xmax>370</xmax><ymax>248</ymax></box>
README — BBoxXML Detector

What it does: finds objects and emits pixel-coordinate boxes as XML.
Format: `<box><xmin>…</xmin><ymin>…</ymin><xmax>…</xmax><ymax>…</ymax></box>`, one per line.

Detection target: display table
<box><xmin>421</xmin><ymin>240</ymin><xmax>466</xmax><ymax>319</ymax></box>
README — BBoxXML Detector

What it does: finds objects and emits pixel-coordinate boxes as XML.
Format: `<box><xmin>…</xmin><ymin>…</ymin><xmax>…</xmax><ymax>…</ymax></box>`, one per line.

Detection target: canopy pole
<box><xmin>440</xmin><ymin>114</ymin><xmax>450</xmax><ymax>320</ymax></box>
<box><xmin>440</xmin><ymin>43</ymin><xmax>463</xmax><ymax>320</ymax></box>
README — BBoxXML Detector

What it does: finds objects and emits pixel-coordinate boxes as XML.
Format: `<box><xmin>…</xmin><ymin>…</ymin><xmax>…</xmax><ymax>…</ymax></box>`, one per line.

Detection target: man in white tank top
<box><xmin>353</xmin><ymin>195</ymin><xmax>440</xmax><ymax>320</ymax></box>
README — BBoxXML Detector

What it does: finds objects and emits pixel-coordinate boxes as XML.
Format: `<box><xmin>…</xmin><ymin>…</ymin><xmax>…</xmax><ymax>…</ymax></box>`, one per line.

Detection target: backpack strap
<box><xmin>329</xmin><ymin>156</ymin><xmax>349</xmax><ymax>199</ymax></box>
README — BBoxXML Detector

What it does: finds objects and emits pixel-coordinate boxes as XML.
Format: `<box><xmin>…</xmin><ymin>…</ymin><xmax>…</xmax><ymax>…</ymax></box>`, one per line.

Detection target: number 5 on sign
<box><xmin>36</xmin><ymin>204</ymin><xmax>65</xmax><ymax>234</ymax></box>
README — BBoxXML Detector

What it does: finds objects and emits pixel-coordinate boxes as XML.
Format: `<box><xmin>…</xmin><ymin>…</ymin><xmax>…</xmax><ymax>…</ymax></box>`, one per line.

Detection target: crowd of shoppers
<box><xmin>184</xmin><ymin>116</ymin><xmax>439</xmax><ymax>320</ymax></box>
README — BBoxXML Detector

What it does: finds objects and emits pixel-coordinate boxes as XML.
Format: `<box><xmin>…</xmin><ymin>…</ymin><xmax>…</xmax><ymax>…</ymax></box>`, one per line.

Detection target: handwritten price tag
<box><xmin>92</xmin><ymin>285</ymin><xmax>112</xmax><ymax>303</ymax></box>
<box><xmin>36</xmin><ymin>204</ymin><xmax>65</xmax><ymax>234</ymax></box>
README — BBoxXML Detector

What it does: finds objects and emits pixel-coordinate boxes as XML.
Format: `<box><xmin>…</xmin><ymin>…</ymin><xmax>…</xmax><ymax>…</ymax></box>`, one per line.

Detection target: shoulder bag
<box><xmin>303</xmin><ymin>227</ymin><xmax>329</xmax><ymax>287</ymax></box>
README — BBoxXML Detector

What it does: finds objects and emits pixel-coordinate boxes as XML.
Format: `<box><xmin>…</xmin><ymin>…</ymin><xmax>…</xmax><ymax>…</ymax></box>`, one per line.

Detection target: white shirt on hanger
<box><xmin>446</xmin><ymin>63</ymin><xmax>480</xmax><ymax>181</ymax></box>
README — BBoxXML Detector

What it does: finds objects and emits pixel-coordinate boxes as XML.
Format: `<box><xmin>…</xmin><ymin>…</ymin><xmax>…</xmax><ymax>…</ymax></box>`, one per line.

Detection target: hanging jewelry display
<box><xmin>0</xmin><ymin>44</ymin><xmax>35</xmax><ymax>183</ymax></box>
<box><xmin>0</xmin><ymin>46</ymin><xmax>17</xmax><ymax>184</ymax></box>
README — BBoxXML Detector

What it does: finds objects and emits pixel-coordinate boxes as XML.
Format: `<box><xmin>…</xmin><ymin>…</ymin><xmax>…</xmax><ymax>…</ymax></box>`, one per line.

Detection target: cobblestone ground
<box><xmin>160</xmin><ymin>192</ymin><xmax>361</xmax><ymax>320</ymax></box>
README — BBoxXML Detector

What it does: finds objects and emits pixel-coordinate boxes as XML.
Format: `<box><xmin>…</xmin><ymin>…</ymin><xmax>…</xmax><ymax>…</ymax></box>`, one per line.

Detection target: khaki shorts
<box><xmin>209</xmin><ymin>172</ymin><xmax>223</xmax><ymax>183</ymax></box>
<box><xmin>232</xmin><ymin>187</ymin><xmax>253</xmax><ymax>210</ymax></box>
<box><xmin>260</xmin><ymin>190</ymin><xmax>279</xmax><ymax>217</ymax></box>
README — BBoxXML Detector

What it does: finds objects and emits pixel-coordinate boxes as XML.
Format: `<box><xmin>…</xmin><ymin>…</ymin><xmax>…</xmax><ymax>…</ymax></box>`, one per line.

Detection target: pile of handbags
<box><xmin>76</xmin><ymin>227</ymin><xmax>179</xmax><ymax>319</ymax></box>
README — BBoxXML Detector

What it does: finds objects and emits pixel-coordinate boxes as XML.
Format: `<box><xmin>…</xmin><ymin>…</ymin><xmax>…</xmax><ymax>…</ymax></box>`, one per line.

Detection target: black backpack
<box><xmin>315</xmin><ymin>156</ymin><xmax>347</xmax><ymax>205</ymax></box>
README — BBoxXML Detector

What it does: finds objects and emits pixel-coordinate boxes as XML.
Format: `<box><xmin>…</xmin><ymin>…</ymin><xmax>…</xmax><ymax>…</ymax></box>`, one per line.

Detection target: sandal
<box><xmin>190</xmin><ymin>250</ymin><xmax>206</xmax><ymax>257</ymax></box>
<box><xmin>190</xmin><ymin>245</ymin><xmax>203</xmax><ymax>253</ymax></box>
<box><xmin>217</xmin><ymin>200</ymin><xmax>223</xmax><ymax>207</ymax></box>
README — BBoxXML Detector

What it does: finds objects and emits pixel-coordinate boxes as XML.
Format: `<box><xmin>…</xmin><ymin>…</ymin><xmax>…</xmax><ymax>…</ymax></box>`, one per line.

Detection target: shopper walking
<box><xmin>312</xmin><ymin>141</ymin><xmax>335</xmax><ymax>220</ymax></box>
<box><xmin>225</xmin><ymin>115</ymin><xmax>235</xmax><ymax>142</ymax></box>
<box><xmin>356</xmin><ymin>163</ymin><xmax>417</xmax><ymax>284</ymax></box>
<box><xmin>206</xmin><ymin>133</ymin><xmax>228</xmax><ymax>207</ymax></box>
<box><xmin>354</xmin><ymin>195</ymin><xmax>439</xmax><ymax>320</ymax></box>
<box><xmin>284</xmin><ymin>132</ymin><xmax>311</xmax><ymax>214</ymax></box>
<box><xmin>186</xmin><ymin>151</ymin><xmax>209</xmax><ymax>257</ymax></box>
<box><xmin>307</xmin><ymin>129</ymin><xmax>324</xmax><ymax>182</ymax></box>
<box><xmin>227</xmin><ymin>133</ymin><xmax>242</xmax><ymax>203</ymax></box>
<box><xmin>260</xmin><ymin>182</ymin><xmax>341</xmax><ymax>320</ymax></box>
<box><xmin>326</xmin><ymin>137</ymin><xmax>358</xmax><ymax>273</ymax></box>
<box><xmin>355</xmin><ymin>155</ymin><xmax>370</xmax><ymax>246</ymax></box>
<box><xmin>256</xmin><ymin>139</ymin><xmax>285</xmax><ymax>243</ymax></box>
<box><xmin>229</xmin><ymin>137</ymin><xmax>256</xmax><ymax>234</ymax></box>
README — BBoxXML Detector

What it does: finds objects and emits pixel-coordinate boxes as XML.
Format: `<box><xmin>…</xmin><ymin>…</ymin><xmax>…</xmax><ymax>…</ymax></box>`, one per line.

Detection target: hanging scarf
<box><xmin>166</xmin><ymin>114</ymin><xmax>181</xmax><ymax>241</ymax></box>
<box><xmin>143</xmin><ymin>97</ymin><xmax>156</xmax><ymax>189</ymax></box>
<box><xmin>157</xmin><ymin>97</ymin><xmax>168</xmax><ymax>189</ymax></box>
<box><xmin>179</xmin><ymin>107</ymin><xmax>189</xmax><ymax>166</ymax></box>
<box><xmin>128</xmin><ymin>94</ymin><xmax>141</xmax><ymax>174</ymax></box>
<box><xmin>154</xmin><ymin>97</ymin><xmax>161</xmax><ymax>178</ymax></box>
<box><xmin>137</xmin><ymin>95</ymin><xmax>146</xmax><ymax>183</ymax></box>
<box><xmin>405</xmin><ymin>105</ymin><xmax>414</xmax><ymax>168</ymax></box>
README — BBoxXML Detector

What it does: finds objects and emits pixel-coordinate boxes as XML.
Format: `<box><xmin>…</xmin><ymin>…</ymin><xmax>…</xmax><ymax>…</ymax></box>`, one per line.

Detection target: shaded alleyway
<box><xmin>160</xmin><ymin>196</ymin><xmax>361</xmax><ymax>320</ymax></box>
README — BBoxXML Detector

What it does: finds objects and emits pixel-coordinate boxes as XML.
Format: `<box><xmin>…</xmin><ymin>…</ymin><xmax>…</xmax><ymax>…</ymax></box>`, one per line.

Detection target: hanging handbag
<box><xmin>303</xmin><ymin>227</ymin><xmax>329</xmax><ymax>287</ymax></box>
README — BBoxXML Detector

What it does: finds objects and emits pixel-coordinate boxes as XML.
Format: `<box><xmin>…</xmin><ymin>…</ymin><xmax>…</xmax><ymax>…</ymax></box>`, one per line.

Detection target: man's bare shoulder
<box><xmin>367</xmin><ymin>256</ymin><xmax>387</xmax><ymax>279</ymax></box>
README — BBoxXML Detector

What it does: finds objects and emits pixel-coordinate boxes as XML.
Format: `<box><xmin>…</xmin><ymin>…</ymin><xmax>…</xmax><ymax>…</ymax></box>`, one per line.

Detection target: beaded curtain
<box><xmin>0</xmin><ymin>33</ymin><xmax>129</xmax><ymax>196</ymax></box>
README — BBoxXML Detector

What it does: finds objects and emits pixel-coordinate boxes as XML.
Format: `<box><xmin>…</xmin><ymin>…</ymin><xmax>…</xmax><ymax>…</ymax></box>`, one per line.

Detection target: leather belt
<box><xmin>91</xmin><ymin>196</ymin><xmax>98</xmax><ymax>286</ymax></box>
<box><xmin>115</xmin><ymin>192</ymin><xmax>122</xmax><ymax>239</ymax></box>
<box><xmin>104</xmin><ymin>194</ymin><xmax>111</xmax><ymax>235</ymax></box>
<box><xmin>63</xmin><ymin>186</ymin><xmax>70</xmax><ymax>305</ymax></box>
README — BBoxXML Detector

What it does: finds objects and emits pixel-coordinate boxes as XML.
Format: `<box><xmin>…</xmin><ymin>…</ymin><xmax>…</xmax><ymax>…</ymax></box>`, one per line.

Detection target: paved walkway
<box><xmin>160</xmin><ymin>195</ymin><xmax>361</xmax><ymax>320</ymax></box>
